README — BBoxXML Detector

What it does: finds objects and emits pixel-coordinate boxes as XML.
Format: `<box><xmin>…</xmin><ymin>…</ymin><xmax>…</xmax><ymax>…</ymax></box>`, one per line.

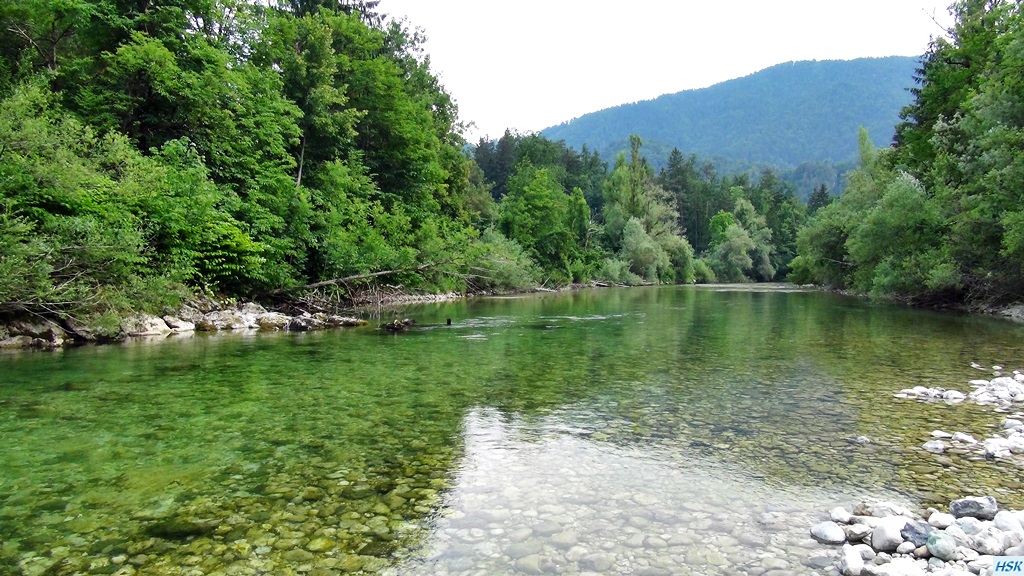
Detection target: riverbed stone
<box><xmin>855</xmin><ymin>502</ymin><xmax>914</xmax><ymax>519</ymax></box>
<box><xmin>954</xmin><ymin>517</ymin><xmax>985</xmax><ymax>535</ymax></box>
<box><xmin>943</xmin><ymin>390</ymin><xmax>967</xmax><ymax>401</ymax></box>
<box><xmin>505</xmin><ymin>539</ymin><xmax>543</xmax><ymax>559</ymax></box>
<box><xmin>336</xmin><ymin>555</ymin><xmax>364</xmax><ymax>573</ymax></box>
<box><xmin>282</xmin><ymin>549</ymin><xmax>314</xmax><ymax>563</ymax></box>
<box><xmin>945</xmin><ymin>525</ymin><xmax>972</xmax><ymax>547</ymax></box>
<box><xmin>283</xmin><ymin>313</ymin><xmax>316</xmax><ymax>331</ymax></box>
<box><xmin>928</xmin><ymin>512</ymin><xmax>956</xmax><ymax>529</ymax></box>
<box><xmin>901</xmin><ymin>520</ymin><xmax>933</xmax><ymax>547</ymax></box>
<box><xmin>1009</xmin><ymin>437</ymin><xmax>1024</xmax><ymax>454</ymax></box>
<box><xmin>863</xmin><ymin>557</ymin><xmax>926</xmax><ymax>576</ymax></box>
<box><xmin>969</xmin><ymin>527</ymin><xmax>1006</xmax><ymax>555</ymax></box>
<box><xmin>846</xmin><ymin>524</ymin><xmax>873</xmax><ymax>542</ymax></box>
<box><xmin>1005</xmin><ymin>544</ymin><xmax>1024</xmax><ymax>556</ymax></box>
<box><xmin>852</xmin><ymin>543</ymin><xmax>876</xmax><ymax>561</ymax></box>
<box><xmin>985</xmin><ymin>437</ymin><xmax>1013</xmax><ymax>458</ymax></box>
<box><xmin>871</xmin><ymin>520</ymin><xmax>907</xmax><ymax>552</ymax></box>
<box><xmin>951</xmin><ymin>497</ymin><xmax>998</xmax><ymax>520</ymax></box>
<box><xmin>926</xmin><ymin>531</ymin><xmax>958</xmax><ymax>561</ymax></box>
<box><xmin>507</xmin><ymin>528</ymin><xmax>533</xmax><ymax>542</ymax></box>
<box><xmin>306</xmin><ymin>538</ymin><xmax>334</xmax><ymax>552</ymax></box>
<box><xmin>532</xmin><ymin>519</ymin><xmax>562</xmax><ymax>536</ymax></box>
<box><xmin>514</xmin><ymin>554</ymin><xmax>544</xmax><ymax>575</ymax></box>
<box><xmin>923</xmin><ymin>440</ymin><xmax>947</xmax><ymax>453</ymax></box>
<box><xmin>550</xmin><ymin>531</ymin><xmax>578</xmax><ymax>549</ymax></box>
<box><xmin>123</xmin><ymin>315</ymin><xmax>172</xmax><ymax>337</ymax></box>
<box><xmin>839</xmin><ymin>544</ymin><xmax>864</xmax><ymax>576</ymax></box>
<box><xmin>968</xmin><ymin>555</ymin><xmax>994</xmax><ymax>574</ymax></box>
<box><xmin>831</xmin><ymin>507</ymin><xmax>853</xmax><ymax>524</ymax></box>
<box><xmin>161</xmin><ymin>315</ymin><xmax>195</xmax><ymax>332</ymax></box>
<box><xmin>951</xmin><ymin>432</ymin><xmax>977</xmax><ymax>444</ymax></box>
<box><xmin>896</xmin><ymin>541</ymin><xmax>916</xmax><ymax>554</ymax></box>
<box><xmin>256</xmin><ymin>312</ymin><xmax>291</xmax><ymax>331</ymax></box>
<box><xmin>995</xmin><ymin>510</ymin><xmax>1024</xmax><ymax>534</ymax></box>
<box><xmin>579</xmin><ymin>553</ymin><xmax>614</xmax><ymax>572</ymax></box>
<box><xmin>812</xmin><ymin>521</ymin><xmax>848</xmax><ymax>545</ymax></box>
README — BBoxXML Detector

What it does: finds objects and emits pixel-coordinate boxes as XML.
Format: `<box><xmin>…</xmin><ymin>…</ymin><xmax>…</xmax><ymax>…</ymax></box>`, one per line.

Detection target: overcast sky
<box><xmin>380</xmin><ymin>1</ymin><xmax>955</xmax><ymax>141</ymax></box>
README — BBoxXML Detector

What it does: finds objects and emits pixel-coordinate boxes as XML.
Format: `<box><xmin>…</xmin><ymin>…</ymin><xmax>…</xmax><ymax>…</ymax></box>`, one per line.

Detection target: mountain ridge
<box><xmin>540</xmin><ymin>56</ymin><xmax>920</xmax><ymax>169</ymax></box>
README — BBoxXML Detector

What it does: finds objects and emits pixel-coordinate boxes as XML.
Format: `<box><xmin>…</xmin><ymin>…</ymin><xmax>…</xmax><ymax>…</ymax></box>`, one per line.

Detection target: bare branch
<box><xmin>265</xmin><ymin>262</ymin><xmax>444</xmax><ymax>296</ymax></box>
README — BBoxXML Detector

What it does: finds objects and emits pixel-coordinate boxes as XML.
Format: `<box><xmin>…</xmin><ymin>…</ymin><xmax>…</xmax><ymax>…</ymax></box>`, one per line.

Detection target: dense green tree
<box><xmin>474</xmin><ymin>130</ymin><xmax>607</xmax><ymax>209</ymax></box>
<box><xmin>892</xmin><ymin>0</ymin><xmax>1007</xmax><ymax>173</ymax></box>
<box><xmin>748</xmin><ymin>169</ymin><xmax>805</xmax><ymax>277</ymax></box>
<box><xmin>709</xmin><ymin>225</ymin><xmax>756</xmax><ymax>283</ymax></box>
<box><xmin>705</xmin><ymin>198</ymin><xmax>774</xmax><ymax>282</ymax></box>
<box><xmin>708</xmin><ymin>211</ymin><xmax>736</xmax><ymax>249</ymax></box>
<box><xmin>600</xmin><ymin>136</ymin><xmax>695</xmax><ymax>283</ymax></box>
<box><xmin>497</xmin><ymin>164</ymin><xmax>582</xmax><ymax>281</ymax></box>
<box><xmin>793</xmin><ymin>128</ymin><xmax>959</xmax><ymax>302</ymax></box>
<box><xmin>0</xmin><ymin>0</ymin><xmax>486</xmax><ymax>317</ymax></box>
<box><xmin>657</xmin><ymin>147</ymin><xmax>732</xmax><ymax>253</ymax></box>
<box><xmin>0</xmin><ymin>81</ymin><xmax>262</xmax><ymax>317</ymax></box>
<box><xmin>807</xmin><ymin>184</ymin><xmax>832</xmax><ymax>214</ymax></box>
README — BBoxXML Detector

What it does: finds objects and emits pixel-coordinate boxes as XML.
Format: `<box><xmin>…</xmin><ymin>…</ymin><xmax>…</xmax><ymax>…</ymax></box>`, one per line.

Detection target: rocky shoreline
<box><xmin>4</xmin><ymin>285</ymin><xmax>1021</xmax><ymax>351</ymax></box>
<box><xmin>812</xmin><ymin>496</ymin><xmax>1024</xmax><ymax>576</ymax></box>
<box><xmin>0</xmin><ymin>299</ymin><xmax>374</xmax><ymax>351</ymax></box>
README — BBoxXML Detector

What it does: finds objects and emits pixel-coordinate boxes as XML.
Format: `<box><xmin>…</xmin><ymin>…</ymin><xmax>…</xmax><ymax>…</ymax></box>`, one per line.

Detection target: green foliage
<box><xmin>599</xmin><ymin>137</ymin><xmax>696</xmax><ymax>283</ymax></box>
<box><xmin>464</xmin><ymin>228</ymin><xmax>541</xmax><ymax>291</ymax></box>
<box><xmin>807</xmin><ymin>184</ymin><xmax>833</xmax><ymax>214</ymax></box>
<box><xmin>692</xmin><ymin>258</ymin><xmax>717</xmax><ymax>283</ymax></box>
<box><xmin>709</xmin><ymin>225</ymin><xmax>756</xmax><ymax>283</ymax></box>
<box><xmin>497</xmin><ymin>165</ymin><xmax>582</xmax><ymax>281</ymax></box>
<box><xmin>474</xmin><ymin>130</ymin><xmax>607</xmax><ymax>207</ymax></box>
<box><xmin>845</xmin><ymin>173</ymin><xmax>948</xmax><ymax>295</ymax></box>
<box><xmin>596</xmin><ymin>258</ymin><xmax>644</xmax><ymax>286</ymax></box>
<box><xmin>0</xmin><ymin>80</ymin><xmax>272</xmax><ymax>316</ymax></box>
<box><xmin>621</xmin><ymin>217</ymin><xmax>670</xmax><ymax>281</ymax></box>
<box><xmin>791</xmin><ymin>0</ymin><xmax>1024</xmax><ymax>305</ymax></box>
<box><xmin>792</xmin><ymin>204</ymin><xmax>853</xmax><ymax>287</ymax></box>
<box><xmin>708</xmin><ymin>211</ymin><xmax>736</xmax><ymax>249</ymax></box>
<box><xmin>0</xmin><ymin>0</ymin><xmax>485</xmax><ymax>319</ymax></box>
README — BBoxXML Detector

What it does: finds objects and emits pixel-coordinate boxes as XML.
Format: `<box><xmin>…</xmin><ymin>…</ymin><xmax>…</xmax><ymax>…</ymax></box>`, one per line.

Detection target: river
<box><xmin>1</xmin><ymin>285</ymin><xmax>1023</xmax><ymax>575</ymax></box>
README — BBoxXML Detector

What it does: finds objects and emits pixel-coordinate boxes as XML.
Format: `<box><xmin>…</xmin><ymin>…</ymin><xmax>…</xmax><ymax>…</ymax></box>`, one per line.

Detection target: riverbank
<box><xmin>3</xmin><ymin>283</ymin><xmax>1021</xmax><ymax>351</ymax></box>
<box><xmin>0</xmin><ymin>282</ymin><xmax>616</xmax><ymax>351</ymax></box>
<box><xmin>812</xmin><ymin>496</ymin><xmax>1024</xmax><ymax>576</ymax></box>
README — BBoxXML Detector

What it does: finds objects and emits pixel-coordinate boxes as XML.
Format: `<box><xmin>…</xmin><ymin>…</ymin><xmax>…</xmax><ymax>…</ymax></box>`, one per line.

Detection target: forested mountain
<box><xmin>541</xmin><ymin>57</ymin><xmax>919</xmax><ymax>169</ymax></box>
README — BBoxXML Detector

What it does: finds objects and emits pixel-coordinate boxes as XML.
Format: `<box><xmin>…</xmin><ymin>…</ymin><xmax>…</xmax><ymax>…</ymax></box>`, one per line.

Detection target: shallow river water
<box><xmin>2</xmin><ymin>285</ymin><xmax>1024</xmax><ymax>576</ymax></box>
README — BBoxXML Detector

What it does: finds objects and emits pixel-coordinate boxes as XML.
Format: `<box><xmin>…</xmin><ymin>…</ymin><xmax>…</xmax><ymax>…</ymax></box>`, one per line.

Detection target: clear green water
<box><xmin>2</xmin><ymin>286</ymin><xmax>1024</xmax><ymax>575</ymax></box>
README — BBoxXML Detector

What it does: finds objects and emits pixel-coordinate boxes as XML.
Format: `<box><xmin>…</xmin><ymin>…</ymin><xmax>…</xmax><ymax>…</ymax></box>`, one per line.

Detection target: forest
<box><xmin>0</xmin><ymin>0</ymin><xmax>1021</xmax><ymax>327</ymax></box>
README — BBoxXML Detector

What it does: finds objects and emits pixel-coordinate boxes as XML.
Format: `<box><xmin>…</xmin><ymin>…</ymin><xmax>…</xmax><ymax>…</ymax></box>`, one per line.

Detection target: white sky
<box><xmin>380</xmin><ymin>1</ymin><xmax>955</xmax><ymax>142</ymax></box>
